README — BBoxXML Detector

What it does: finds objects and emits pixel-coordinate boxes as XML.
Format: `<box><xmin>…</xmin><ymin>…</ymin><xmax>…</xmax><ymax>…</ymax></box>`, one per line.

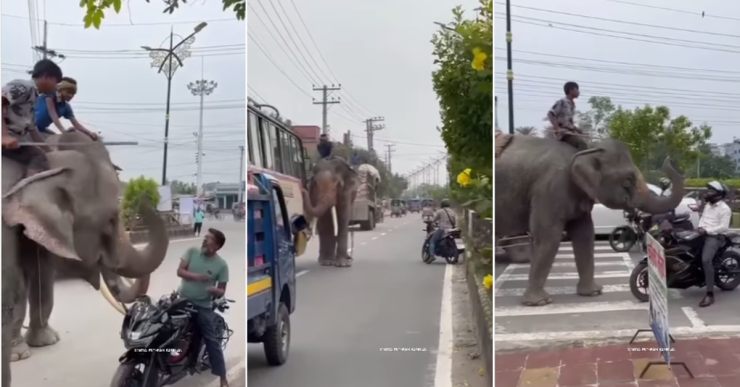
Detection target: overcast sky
<box><xmin>494</xmin><ymin>0</ymin><xmax>740</xmax><ymax>145</ymax></box>
<box><xmin>247</xmin><ymin>0</ymin><xmax>480</xmax><ymax>178</ymax></box>
<box><xmin>1</xmin><ymin>0</ymin><xmax>244</xmax><ymax>185</ymax></box>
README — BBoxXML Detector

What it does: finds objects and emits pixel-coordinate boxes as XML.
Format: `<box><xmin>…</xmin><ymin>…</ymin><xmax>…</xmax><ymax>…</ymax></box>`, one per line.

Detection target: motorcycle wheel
<box><xmin>421</xmin><ymin>236</ymin><xmax>434</xmax><ymax>264</ymax></box>
<box><xmin>443</xmin><ymin>239</ymin><xmax>459</xmax><ymax>264</ymax></box>
<box><xmin>110</xmin><ymin>361</ymin><xmax>145</xmax><ymax>387</ymax></box>
<box><xmin>609</xmin><ymin>226</ymin><xmax>637</xmax><ymax>252</ymax></box>
<box><xmin>629</xmin><ymin>261</ymin><xmax>649</xmax><ymax>302</ymax></box>
<box><xmin>263</xmin><ymin>302</ymin><xmax>290</xmax><ymax>366</ymax></box>
<box><xmin>715</xmin><ymin>250</ymin><xmax>740</xmax><ymax>291</ymax></box>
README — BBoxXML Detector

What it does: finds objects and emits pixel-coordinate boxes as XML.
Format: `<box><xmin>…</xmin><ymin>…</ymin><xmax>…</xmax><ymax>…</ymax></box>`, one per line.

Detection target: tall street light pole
<box><xmin>506</xmin><ymin>0</ymin><xmax>515</xmax><ymax>134</ymax></box>
<box><xmin>187</xmin><ymin>58</ymin><xmax>218</xmax><ymax>196</ymax></box>
<box><xmin>143</xmin><ymin>22</ymin><xmax>207</xmax><ymax>185</ymax></box>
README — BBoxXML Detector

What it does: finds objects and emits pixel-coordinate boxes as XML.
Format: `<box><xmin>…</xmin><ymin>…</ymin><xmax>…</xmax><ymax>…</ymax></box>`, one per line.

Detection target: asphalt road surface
<box><xmin>247</xmin><ymin>214</ymin><xmax>459</xmax><ymax>387</ymax></box>
<box><xmin>495</xmin><ymin>239</ymin><xmax>740</xmax><ymax>352</ymax></box>
<box><xmin>12</xmin><ymin>220</ymin><xmax>245</xmax><ymax>387</ymax></box>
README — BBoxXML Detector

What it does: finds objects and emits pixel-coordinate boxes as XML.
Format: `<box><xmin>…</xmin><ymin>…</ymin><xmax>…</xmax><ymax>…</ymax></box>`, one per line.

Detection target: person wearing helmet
<box><xmin>428</xmin><ymin>199</ymin><xmax>457</xmax><ymax>260</ymax></box>
<box><xmin>696</xmin><ymin>181</ymin><xmax>732</xmax><ymax>307</ymax></box>
<box><xmin>658</xmin><ymin>177</ymin><xmax>672</xmax><ymax>196</ymax></box>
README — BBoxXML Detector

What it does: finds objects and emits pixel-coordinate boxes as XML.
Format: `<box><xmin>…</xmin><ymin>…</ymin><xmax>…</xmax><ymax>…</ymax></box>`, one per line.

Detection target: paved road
<box><xmin>12</xmin><ymin>220</ymin><xmax>245</xmax><ymax>387</ymax></box>
<box><xmin>247</xmin><ymin>214</ymin><xmax>457</xmax><ymax>387</ymax></box>
<box><xmin>495</xmin><ymin>239</ymin><xmax>740</xmax><ymax>351</ymax></box>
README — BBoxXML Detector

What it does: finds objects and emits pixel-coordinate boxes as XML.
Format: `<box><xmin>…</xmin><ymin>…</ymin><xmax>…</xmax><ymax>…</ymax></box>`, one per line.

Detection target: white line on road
<box><xmin>558</xmin><ymin>246</ymin><xmax>613</xmax><ymax>252</ymax></box>
<box><xmin>554</xmin><ymin>252</ymin><xmax>632</xmax><ymax>259</ymax></box>
<box><xmin>508</xmin><ymin>261</ymin><xmax>632</xmax><ymax>269</ymax></box>
<box><xmin>381</xmin><ymin>232</ymin><xmax>387</xmax><ymax>236</ymax></box>
<box><xmin>682</xmin><ymin>306</ymin><xmax>707</xmax><ymax>328</ymax></box>
<box><xmin>296</xmin><ymin>270</ymin><xmax>309</xmax><ymax>278</ymax></box>
<box><xmin>372</xmin><ymin>236</ymin><xmax>378</xmax><ymax>240</ymax></box>
<box><xmin>495</xmin><ymin>300</ymin><xmax>647</xmax><ymax>317</ymax></box>
<box><xmin>496</xmin><ymin>325</ymin><xmax>740</xmax><ymax>343</ymax></box>
<box><xmin>496</xmin><ymin>284</ymin><xmax>632</xmax><ymax>297</ymax></box>
<box><xmin>433</xmin><ymin>263</ymin><xmax>453</xmax><ymax>387</ymax></box>
<box><xmin>205</xmin><ymin>359</ymin><xmax>244</xmax><ymax>387</ymax></box>
<box><xmin>498</xmin><ymin>271</ymin><xmax>631</xmax><ymax>282</ymax></box>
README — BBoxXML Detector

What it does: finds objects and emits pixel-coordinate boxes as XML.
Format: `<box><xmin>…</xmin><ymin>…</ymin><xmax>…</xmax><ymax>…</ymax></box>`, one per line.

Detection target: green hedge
<box><xmin>684</xmin><ymin>179</ymin><xmax>740</xmax><ymax>189</ymax></box>
<box><xmin>733</xmin><ymin>213</ymin><xmax>740</xmax><ymax>229</ymax></box>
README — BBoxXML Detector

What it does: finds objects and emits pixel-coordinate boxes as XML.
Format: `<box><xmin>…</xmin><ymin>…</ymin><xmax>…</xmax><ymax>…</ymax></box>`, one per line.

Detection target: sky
<box><xmin>1</xmin><ymin>0</ymin><xmax>245</xmax><ymax>185</ymax></box>
<box><xmin>247</xmin><ymin>0</ymin><xmax>480</xmax><ymax>180</ymax></box>
<box><xmin>494</xmin><ymin>0</ymin><xmax>740</xmax><ymax>145</ymax></box>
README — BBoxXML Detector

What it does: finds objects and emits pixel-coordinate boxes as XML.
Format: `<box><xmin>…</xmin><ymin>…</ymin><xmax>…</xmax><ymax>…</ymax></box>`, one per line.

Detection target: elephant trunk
<box><xmin>112</xmin><ymin>200</ymin><xmax>169</xmax><ymax>278</ymax></box>
<box><xmin>100</xmin><ymin>267</ymin><xmax>150</xmax><ymax>304</ymax></box>
<box><xmin>633</xmin><ymin>158</ymin><xmax>685</xmax><ymax>214</ymax></box>
<box><xmin>302</xmin><ymin>187</ymin><xmax>335</xmax><ymax>219</ymax></box>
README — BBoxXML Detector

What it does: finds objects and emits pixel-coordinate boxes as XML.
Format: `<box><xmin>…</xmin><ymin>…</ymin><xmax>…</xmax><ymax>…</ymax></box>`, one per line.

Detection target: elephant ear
<box><xmin>570</xmin><ymin>148</ymin><xmax>606</xmax><ymax>201</ymax></box>
<box><xmin>3</xmin><ymin>167</ymin><xmax>81</xmax><ymax>261</ymax></box>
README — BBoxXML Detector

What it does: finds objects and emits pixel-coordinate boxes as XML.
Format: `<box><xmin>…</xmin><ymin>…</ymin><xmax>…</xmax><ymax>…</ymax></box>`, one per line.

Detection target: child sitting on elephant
<box><xmin>547</xmin><ymin>81</ymin><xmax>588</xmax><ymax>150</ymax></box>
<box><xmin>1</xmin><ymin>59</ymin><xmax>61</xmax><ymax>177</ymax></box>
<box><xmin>35</xmin><ymin>76</ymin><xmax>98</xmax><ymax>140</ymax></box>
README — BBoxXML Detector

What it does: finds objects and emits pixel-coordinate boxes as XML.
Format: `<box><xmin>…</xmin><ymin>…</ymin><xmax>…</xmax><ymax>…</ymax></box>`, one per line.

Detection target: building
<box><xmin>202</xmin><ymin>182</ymin><xmax>245</xmax><ymax>209</ymax></box>
<box><xmin>291</xmin><ymin>125</ymin><xmax>321</xmax><ymax>156</ymax></box>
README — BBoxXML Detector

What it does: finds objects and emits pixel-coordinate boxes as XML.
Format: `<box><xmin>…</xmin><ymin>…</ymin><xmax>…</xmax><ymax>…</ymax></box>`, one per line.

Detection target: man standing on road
<box><xmin>177</xmin><ymin>228</ymin><xmax>230</xmax><ymax>387</ymax></box>
<box><xmin>428</xmin><ymin>199</ymin><xmax>457</xmax><ymax>259</ymax></box>
<box><xmin>194</xmin><ymin>207</ymin><xmax>206</xmax><ymax>237</ymax></box>
<box><xmin>547</xmin><ymin>81</ymin><xmax>587</xmax><ymax>150</ymax></box>
<box><xmin>696</xmin><ymin>181</ymin><xmax>732</xmax><ymax>308</ymax></box>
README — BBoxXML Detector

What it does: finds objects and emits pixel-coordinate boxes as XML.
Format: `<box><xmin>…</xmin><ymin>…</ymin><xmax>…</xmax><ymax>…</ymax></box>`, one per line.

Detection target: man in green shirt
<box><xmin>177</xmin><ymin>228</ymin><xmax>230</xmax><ymax>387</ymax></box>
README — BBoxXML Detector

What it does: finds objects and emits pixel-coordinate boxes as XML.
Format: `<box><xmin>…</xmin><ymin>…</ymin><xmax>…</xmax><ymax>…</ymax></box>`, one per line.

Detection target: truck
<box><xmin>247</xmin><ymin>172</ymin><xmax>308</xmax><ymax>366</ymax></box>
<box><xmin>350</xmin><ymin>164</ymin><xmax>383</xmax><ymax>230</ymax></box>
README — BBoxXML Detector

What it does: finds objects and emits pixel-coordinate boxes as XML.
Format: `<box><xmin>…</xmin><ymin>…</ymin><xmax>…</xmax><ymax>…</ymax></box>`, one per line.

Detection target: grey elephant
<box><xmin>495</xmin><ymin>135</ymin><xmax>684</xmax><ymax>306</ymax></box>
<box><xmin>1</xmin><ymin>131</ymin><xmax>168</xmax><ymax>387</ymax></box>
<box><xmin>301</xmin><ymin>158</ymin><xmax>359</xmax><ymax>267</ymax></box>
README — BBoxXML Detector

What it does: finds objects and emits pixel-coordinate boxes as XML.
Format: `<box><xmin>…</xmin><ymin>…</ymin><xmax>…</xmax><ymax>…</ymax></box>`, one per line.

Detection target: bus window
<box><xmin>268</xmin><ymin>122</ymin><xmax>282</xmax><ymax>172</ymax></box>
<box><xmin>261</xmin><ymin>120</ymin><xmax>274</xmax><ymax>169</ymax></box>
<box><xmin>290</xmin><ymin>135</ymin><xmax>303</xmax><ymax>180</ymax></box>
<box><xmin>271</xmin><ymin>186</ymin><xmax>289</xmax><ymax>240</ymax></box>
<box><xmin>279</xmin><ymin>130</ymin><xmax>294</xmax><ymax>177</ymax></box>
<box><xmin>248</xmin><ymin>112</ymin><xmax>264</xmax><ymax>167</ymax></box>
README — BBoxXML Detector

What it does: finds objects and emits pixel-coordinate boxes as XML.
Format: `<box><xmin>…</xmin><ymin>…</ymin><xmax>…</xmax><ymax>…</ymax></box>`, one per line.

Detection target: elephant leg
<box><xmin>568</xmin><ymin>215</ymin><xmax>603</xmax><ymax>297</ymax></box>
<box><xmin>25</xmin><ymin>247</ymin><xmax>60</xmax><ymax>347</ymax></box>
<box><xmin>2</xmin><ymin>225</ymin><xmax>22</xmax><ymax>383</ymax></box>
<box><xmin>522</xmin><ymin>211</ymin><xmax>563</xmax><ymax>306</ymax></box>
<box><xmin>335</xmin><ymin>197</ymin><xmax>353</xmax><ymax>268</ymax></box>
<box><xmin>10</xmin><ymin>245</ymin><xmax>31</xmax><ymax>362</ymax></box>
<box><xmin>316</xmin><ymin>213</ymin><xmax>337</xmax><ymax>266</ymax></box>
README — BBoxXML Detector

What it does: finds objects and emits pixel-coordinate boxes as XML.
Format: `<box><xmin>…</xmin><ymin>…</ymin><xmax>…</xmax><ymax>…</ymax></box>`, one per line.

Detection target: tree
<box><xmin>515</xmin><ymin>126</ymin><xmax>537</xmax><ymax>136</ymax></box>
<box><xmin>122</xmin><ymin>176</ymin><xmax>161</xmax><ymax>226</ymax></box>
<box><xmin>608</xmin><ymin>105</ymin><xmax>711</xmax><ymax>172</ymax></box>
<box><xmin>332</xmin><ymin>143</ymin><xmax>408</xmax><ymax>198</ymax></box>
<box><xmin>168</xmin><ymin>180</ymin><xmax>197</xmax><ymax>195</ymax></box>
<box><xmin>693</xmin><ymin>144</ymin><xmax>738</xmax><ymax>179</ymax></box>
<box><xmin>80</xmin><ymin>0</ymin><xmax>245</xmax><ymax>29</ymax></box>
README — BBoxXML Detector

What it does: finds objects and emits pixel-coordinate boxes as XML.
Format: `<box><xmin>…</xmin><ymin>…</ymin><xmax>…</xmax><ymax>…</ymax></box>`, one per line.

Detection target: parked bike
<box><xmin>110</xmin><ymin>292</ymin><xmax>234</xmax><ymax>387</ymax></box>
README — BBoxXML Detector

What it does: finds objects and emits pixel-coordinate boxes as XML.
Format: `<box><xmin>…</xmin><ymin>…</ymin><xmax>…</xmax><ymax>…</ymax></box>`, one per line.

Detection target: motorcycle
<box><xmin>629</xmin><ymin>229</ymin><xmax>740</xmax><ymax>302</ymax></box>
<box><xmin>421</xmin><ymin>219</ymin><xmax>462</xmax><ymax>264</ymax></box>
<box><xmin>609</xmin><ymin>210</ymin><xmax>694</xmax><ymax>252</ymax></box>
<box><xmin>110</xmin><ymin>292</ymin><xmax>234</xmax><ymax>387</ymax></box>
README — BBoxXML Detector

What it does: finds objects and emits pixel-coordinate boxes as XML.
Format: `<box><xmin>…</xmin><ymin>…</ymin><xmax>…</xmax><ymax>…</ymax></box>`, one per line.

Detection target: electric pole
<box><xmin>312</xmin><ymin>84</ymin><xmax>341</xmax><ymax>135</ymax></box>
<box><xmin>506</xmin><ymin>0</ymin><xmax>515</xmax><ymax>134</ymax></box>
<box><xmin>238</xmin><ymin>145</ymin><xmax>245</xmax><ymax>204</ymax></box>
<box><xmin>364</xmin><ymin>116</ymin><xmax>385</xmax><ymax>153</ymax></box>
<box><xmin>187</xmin><ymin>59</ymin><xmax>218</xmax><ymax>196</ymax></box>
<box><xmin>32</xmin><ymin>21</ymin><xmax>65</xmax><ymax>62</ymax></box>
<box><xmin>385</xmin><ymin>144</ymin><xmax>395</xmax><ymax>173</ymax></box>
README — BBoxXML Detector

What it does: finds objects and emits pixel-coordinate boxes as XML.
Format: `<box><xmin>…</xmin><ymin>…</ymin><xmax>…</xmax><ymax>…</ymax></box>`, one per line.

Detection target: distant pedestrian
<box><xmin>547</xmin><ymin>81</ymin><xmax>587</xmax><ymax>150</ymax></box>
<box><xmin>194</xmin><ymin>207</ymin><xmax>206</xmax><ymax>236</ymax></box>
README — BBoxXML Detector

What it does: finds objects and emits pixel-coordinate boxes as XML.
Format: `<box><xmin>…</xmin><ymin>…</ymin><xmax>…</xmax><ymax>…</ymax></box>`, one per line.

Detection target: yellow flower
<box><xmin>483</xmin><ymin>274</ymin><xmax>493</xmax><ymax>289</ymax></box>
<box><xmin>457</xmin><ymin>168</ymin><xmax>472</xmax><ymax>187</ymax></box>
<box><xmin>471</xmin><ymin>47</ymin><xmax>488</xmax><ymax>71</ymax></box>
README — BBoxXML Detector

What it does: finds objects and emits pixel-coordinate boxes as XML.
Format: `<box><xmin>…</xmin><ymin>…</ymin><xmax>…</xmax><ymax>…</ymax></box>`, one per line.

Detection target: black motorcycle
<box><xmin>110</xmin><ymin>292</ymin><xmax>234</xmax><ymax>387</ymax></box>
<box><xmin>629</xmin><ymin>230</ymin><xmax>740</xmax><ymax>302</ymax></box>
<box><xmin>421</xmin><ymin>220</ymin><xmax>461</xmax><ymax>264</ymax></box>
<box><xmin>609</xmin><ymin>210</ymin><xmax>694</xmax><ymax>252</ymax></box>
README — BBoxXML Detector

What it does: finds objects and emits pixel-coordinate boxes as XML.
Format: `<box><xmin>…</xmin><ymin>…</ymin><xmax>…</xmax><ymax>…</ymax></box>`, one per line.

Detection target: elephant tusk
<box><xmin>331</xmin><ymin>206</ymin><xmax>338</xmax><ymax>237</ymax></box>
<box><xmin>99</xmin><ymin>275</ymin><xmax>126</xmax><ymax>315</ymax></box>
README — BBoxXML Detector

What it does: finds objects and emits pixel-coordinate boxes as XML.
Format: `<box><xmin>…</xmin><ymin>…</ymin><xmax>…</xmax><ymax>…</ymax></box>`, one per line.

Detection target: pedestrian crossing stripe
<box><xmin>247</xmin><ymin>277</ymin><xmax>272</xmax><ymax>297</ymax></box>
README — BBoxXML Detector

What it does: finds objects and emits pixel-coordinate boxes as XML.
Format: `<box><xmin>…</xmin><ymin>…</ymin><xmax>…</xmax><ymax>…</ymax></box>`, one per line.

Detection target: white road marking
<box><xmin>682</xmin><ymin>306</ymin><xmax>707</xmax><ymax>328</ymax></box>
<box><xmin>433</xmin><ymin>263</ymin><xmax>453</xmax><ymax>387</ymax></box>
<box><xmin>508</xmin><ymin>261</ymin><xmax>631</xmax><ymax>269</ymax></box>
<box><xmin>495</xmin><ymin>300</ymin><xmax>647</xmax><ymax>317</ymax></box>
<box><xmin>205</xmin><ymin>359</ymin><xmax>244</xmax><ymax>387</ymax></box>
<box><xmin>296</xmin><ymin>270</ymin><xmax>309</xmax><ymax>278</ymax></box>
<box><xmin>381</xmin><ymin>232</ymin><xmax>387</xmax><ymax>236</ymax></box>
<box><xmin>554</xmin><ymin>252</ymin><xmax>632</xmax><ymax>259</ymax></box>
<box><xmin>372</xmin><ymin>236</ymin><xmax>378</xmax><ymax>240</ymax></box>
<box><xmin>496</xmin><ymin>325</ymin><xmax>740</xmax><ymax>343</ymax></box>
<box><xmin>496</xmin><ymin>284</ymin><xmax>632</xmax><ymax>297</ymax></box>
<box><xmin>498</xmin><ymin>271</ymin><xmax>631</xmax><ymax>282</ymax></box>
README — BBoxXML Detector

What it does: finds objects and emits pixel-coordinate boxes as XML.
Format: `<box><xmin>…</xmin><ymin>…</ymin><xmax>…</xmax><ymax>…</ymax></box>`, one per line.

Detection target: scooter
<box><xmin>421</xmin><ymin>220</ymin><xmax>463</xmax><ymax>264</ymax></box>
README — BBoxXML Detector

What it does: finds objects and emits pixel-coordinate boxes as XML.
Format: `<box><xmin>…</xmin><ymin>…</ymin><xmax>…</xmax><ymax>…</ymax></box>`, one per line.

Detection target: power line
<box><xmin>1</xmin><ymin>13</ymin><xmax>238</xmax><ymax>27</ymax></box>
<box><xmin>601</xmin><ymin>0</ymin><xmax>740</xmax><ymax>22</ymax></box>
<box><xmin>246</xmin><ymin>33</ymin><xmax>314</xmax><ymax>100</ymax></box>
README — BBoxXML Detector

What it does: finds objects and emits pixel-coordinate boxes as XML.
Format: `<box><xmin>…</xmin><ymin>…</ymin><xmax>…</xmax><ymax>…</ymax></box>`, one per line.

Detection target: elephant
<box><xmin>301</xmin><ymin>158</ymin><xmax>359</xmax><ymax>267</ymax></box>
<box><xmin>1</xmin><ymin>131</ymin><xmax>168</xmax><ymax>386</ymax></box>
<box><xmin>495</xmin><ymin>135</ymin><xmax>685</xmax><ymax>306</ymax></box>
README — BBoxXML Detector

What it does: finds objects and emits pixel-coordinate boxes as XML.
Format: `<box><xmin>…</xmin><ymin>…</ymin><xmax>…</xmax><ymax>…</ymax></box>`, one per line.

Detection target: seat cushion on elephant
<box><xmin>495</xmin><ymin>132</ymin><xmax>514</xmax><ymax>159</ymax></box>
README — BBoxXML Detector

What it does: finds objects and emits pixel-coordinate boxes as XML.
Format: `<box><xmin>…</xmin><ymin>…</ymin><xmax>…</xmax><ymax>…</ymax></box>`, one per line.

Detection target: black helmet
<box><xmin>658</xmin><ymin>177</ymin><xmax>671</xmax><ymax>191</ymax></box>
<box><xmin>440</xmin><ymin>199</ymin><xmax>450</xmax><ymax>208</ymax></box>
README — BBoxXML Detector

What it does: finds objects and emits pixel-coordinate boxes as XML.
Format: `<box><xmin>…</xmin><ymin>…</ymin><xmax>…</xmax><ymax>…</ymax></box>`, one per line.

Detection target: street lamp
<box><xmin>142</xmin><ymin>22</ymin><xmax>208</xmax><ymax>185</ymax></box>
<box><xmin>187</xmin><ymin>60</ymin><xmax>218</xmax><ymax>196</ymax></box>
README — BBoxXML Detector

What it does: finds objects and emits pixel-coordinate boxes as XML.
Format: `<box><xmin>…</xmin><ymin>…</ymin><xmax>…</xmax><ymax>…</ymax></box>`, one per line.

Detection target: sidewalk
<box><xmin>496</xmin><ymin>337</ymin><xmax>740</xmax><ymax>386</ymax></box>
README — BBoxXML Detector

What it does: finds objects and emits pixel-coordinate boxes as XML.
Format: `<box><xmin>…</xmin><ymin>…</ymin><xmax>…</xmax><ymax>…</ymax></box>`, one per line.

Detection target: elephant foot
<box><xmin>318</xmin><ymin>257</ymin><xmax>335</xmax><ymax>266</ymax></box>
<box><xmin>577</xmin><ymin>282</ymin><xmax>603</xmax><ymax>297</ymax></box>
<box><xmin>25</xmin><ymin>326</ymin><xmax>60</xmax><ymax>347</ymax></box>
<box><xmin>10</xmin><ymin>340</ymin><xmax>31</xmax><ymax>362</ymax></box>
<box><xmin>334</xmin><ymin>256</ymin><xmax>353</xmax><ymax>268</ymax></box>
<box><xmin>521</xmin><ymin>289</ymin><xmax>552</xmax><ymax>306</ymax></box>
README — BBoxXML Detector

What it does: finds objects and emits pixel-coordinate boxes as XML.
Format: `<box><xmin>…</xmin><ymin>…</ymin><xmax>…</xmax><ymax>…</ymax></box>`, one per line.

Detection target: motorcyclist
<box><xmin>696</xmin><ymin>181</ymin><xmax>732</xmax><ymax>307</ymax></box>
<box><xmin>658</xmin><ymin>177</ymin><xmax>671</xmax><ymax>196</ymax></box>
<box><xmin>428</xmin><ymin>199</ymin><xmax>457</xmax><ymax>259</ymax></box>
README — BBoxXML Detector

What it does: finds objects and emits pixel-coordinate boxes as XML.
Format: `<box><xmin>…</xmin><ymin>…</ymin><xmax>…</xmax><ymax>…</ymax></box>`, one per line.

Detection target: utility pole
<box><xmin>385</xmin><ymin>144</ymin><xmax>395</xmax><ymax>173</ymax></box>
<box><xmin>238</xmin><ymin>145</ymin><xmax>245</xmax><ymax>204</ymax></box>
<box><xmin>506</xmin><ymin>0</ymin><xmax>515</xmax><ymax>134</ymax></box>
<box><xmin>32</xmin><ymin>21</ymin><xmax>66</xmax><ymax>62</ymax></box>
<box><xmin>187</xmin><ymin>58</ymin><xmax>218</xmax><ymax>196</ymax></box>
<box><xmin>364</xmin><ymin>116</ymin><xmax>385</xmax><ymax>153</ymax></box>
<box><xmin>312</xmin><ymin>84</ymin><xmax>341</xmax><ymax>135</ymax></box>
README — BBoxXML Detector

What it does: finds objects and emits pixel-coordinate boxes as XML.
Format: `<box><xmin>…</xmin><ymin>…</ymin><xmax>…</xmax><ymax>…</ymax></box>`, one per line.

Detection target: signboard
<box><xmin>157</xmin><ymin>185</ymin><xmax>172</xmax><ymax>212</ymax></box>
<box><xmin>646</xmin><ymin>233</ymin><xmax>671</xmax><ymax>364</ymax></box>
<box><xmin>179</xmin><ymin>196</ymin><xmax>194</xmax><ymax>225</ymax></box>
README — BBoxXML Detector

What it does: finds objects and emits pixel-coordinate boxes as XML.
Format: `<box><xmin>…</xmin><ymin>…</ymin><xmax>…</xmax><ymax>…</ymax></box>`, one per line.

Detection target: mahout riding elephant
<box><xmin>301</xmin><ymin>158</ymin><xmax>358</xmax><ymax>267</ymax></box>
<box><xmin>1</xmin><ymin>131</ymin><xmax>168</xmax><ymax>386</ymax></box>
<box><xmin>495</xmin><ymin>135</ymin><xmax>684</xmax><ymax>306</ymax></box>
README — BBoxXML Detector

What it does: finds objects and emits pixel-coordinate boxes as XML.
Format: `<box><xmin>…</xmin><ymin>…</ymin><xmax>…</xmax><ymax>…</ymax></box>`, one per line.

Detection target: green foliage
<box><xmin>685</xmin><ymin>178</ymin><xmax>740</xmax><ymax>189</ymax></box>
<box><xmin>80</xmin><ymin>0</ymin><xmax>244</xmax><ymax>29</ymax></box>
<box><xmin>607</xmin><ymin>105</ymin><xmax>711</xmax><ymax>172</ymax></box>
<box><xmin>579</xmin><ymin>96</ymin><xmax>615</xmax><ymax>136</ymax></box>
<box><xmin>332</xmin><ymin>143</ymin><xmax>408</xmax><ymax>198</ymax></box>
<box><xmin>168</xmin><ymin>180</ymin><xmax>197</xmax><ymax>195</ymax></box>
<box><xmin>431</xmin><ymin>0</ymin><xmax>492</xmax><ymax>174</ymax></box>
<box><xmin>690</xmin><ymin>144</ymin><xmax>738</xmax><ymax>179</ymax></box>
<box><xmin>122</xmin><ymin>176</ymin><xmax>160</xmax><ymax>225</ymax></box>
<box><xmin>404</xmin><ymin>184</ymin><xmax>450</xmax><ymax>201</ymax></box>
